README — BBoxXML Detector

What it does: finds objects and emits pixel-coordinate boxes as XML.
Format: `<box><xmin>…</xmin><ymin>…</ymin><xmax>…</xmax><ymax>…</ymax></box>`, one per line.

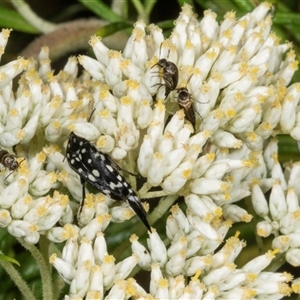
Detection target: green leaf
<box><xmin>0</xmin><ymin>254</ymin><xmax>20</xmax><ymax>266</ymax></box>
<box><xmin>274</xmin><ymin>12</ymin><xmax>300</xmax><ymax>26</ymax></box>
<box><xmin>0</xmin><ymin>6</ymin><xmax>38</xmax><ymax>34</ymax></box>
<box><xmin>96</xmin><ymin>22</ymin><xmax>132</xmax><ymax>38</ymax></box>
<box><xmin>231</xmin><ymin>0</ymin><xmax>255</xmax><ymax>12</ymax></box>
<box><xmin>79</xmin><ymin>0</ymin><xmax>123</xmax><ymax>22</ymax></box>
<box><xmin>177</xmin><ymin>0</ymin><xmax>193</xmax><ymax>6</ymax></box>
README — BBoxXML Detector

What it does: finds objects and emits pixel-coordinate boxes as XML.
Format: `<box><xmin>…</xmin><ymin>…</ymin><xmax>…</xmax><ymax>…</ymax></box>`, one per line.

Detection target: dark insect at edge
<box><xmin>66</xmin><ymin>132</ymin><xmax>151</xmax><ymax>232</ymax></box>
<box><xmin>0</xmin><ymin>148</ymin><xmax>23</xmax><ymax>179</ymax></box>
<box><xmin>151</xmin><ymin>44</ymin><xmax>179</xmax><ymax>98</ymax></box>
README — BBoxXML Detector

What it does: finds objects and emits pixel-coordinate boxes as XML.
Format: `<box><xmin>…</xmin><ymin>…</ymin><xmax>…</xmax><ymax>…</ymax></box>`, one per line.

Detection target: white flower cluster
<box><xmin>252</xmin><ymin>138</ymin><xmax>300</xmax><ymax>266</ymax></box>
<box><xmin>0</xmin><ymin>1</ymin><xmax>299</xmax><ymax>299</ymax></box>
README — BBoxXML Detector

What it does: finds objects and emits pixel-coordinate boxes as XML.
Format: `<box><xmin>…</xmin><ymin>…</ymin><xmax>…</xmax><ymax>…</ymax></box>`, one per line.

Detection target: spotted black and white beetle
<box><xmin>66</xmin><ymin>132</ymin><xmax>151</xmax><ymax>232</ymax></box>
<box><xmin>151</xmin><ymin>45</ymin><xmax>179</xmax><ymax>98</ymax></box>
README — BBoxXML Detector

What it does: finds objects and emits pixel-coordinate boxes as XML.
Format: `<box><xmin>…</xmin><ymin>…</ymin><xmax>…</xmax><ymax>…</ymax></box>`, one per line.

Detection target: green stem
<box><xmin>231</xmin><ymin>0</ymin><xmax>255</xmax><ymax>12</ymax></box>
<box><xmin>145</xmin><ymin>0</ymin><xmax>157</xmax><ymax>16</ymax></box>
<box><xmin>0</xmin><ymin>259</ymin><xmax>36</xmax><ymax>300</ymax></box>
<box><xmin>130</xmin><ymin>0</ymin><xmax>148</xmax><ymax>23</ymax></box>
<box><xmin>17</xmin><ymin>237</ymin><xmax>54</xmax><ymax>300</ymax></box>
<box><xmin>10</xmin><ymin>0</ymin><xmax>57</xmax><ymax>33</ymax></box>
<box><xmin>148</xmin><ymin>194</ymin><xmax>178</xmax><ymax>225</ymax></box>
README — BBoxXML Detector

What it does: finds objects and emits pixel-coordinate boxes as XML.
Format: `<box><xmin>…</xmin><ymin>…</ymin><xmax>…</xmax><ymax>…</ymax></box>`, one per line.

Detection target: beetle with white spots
<box><xmin>66</xmin><ymin>131</ymin><xmax>151</xmax><ymax>232</ymax></box>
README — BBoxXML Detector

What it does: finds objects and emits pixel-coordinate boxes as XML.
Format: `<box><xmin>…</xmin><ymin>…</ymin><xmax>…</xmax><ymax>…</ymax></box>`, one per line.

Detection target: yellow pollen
<box><xmin>96</xmin><ymin>215</ymin><xmax>104</xmax><ymax>224</ymax></box>
<box><xmin>22</xmin><ymin>90</ymin><xmax>31</xmax><ymax>98</ymax></box>
<box><xmin>253</xmin><ymin>104</ymin><xmax>261</xmax><ymax>113</ymax></box>
<box><xmin>185</xmin><ymin>39</ymin><xmax>194</xmax><ymax>49</ymax></box>
<box><xmin>69</xmin><ymin>99</ymin><xmax>83</xmax><ymax>109</ymax></box>
<box><xmin>49</xmin><ymin>253</ymin><xmax>57</xmax><ymax>264</ymax></box>
<box><xmin>108</xmin><ymin>50</ymin><xmax>121</xmax><ymax>59</ymax></box>
<box><xmin>96</xmin><ymin>136</ymin><xmax>108</xmax><ymax>148</ymax></box>
<box><xmin>239</xmin><ymin>19</ymin><xmax>248</xmax><ymax>29</ymax></box>
<box><xmin>46</xmin><ymin>71</ymin><xmax>55</xmax><ymax>82</ymax></box>
<box><xmin>0</xmin><ymin>210</ymin><xmax>9</xmax><ymax>218</ymax></box>
<box><xmin>158</xmin><ymin>278</ymin><xmax>169</xmax><ymax>289</ymax></box>
<box><xmin>125</xmin><ymin>285</ymin><xmax>136</xmax><ymax>297</ymax></box>
<box><xmin>206</xmin><ymin>153</ymin><xmax>215</xmax><ymax>161</ymax></box>
<box><xmin>120</xmin><ymin>59</ymin><xmax>130</xmax><ymax>68</ymax></box>
<box><xmin>62</xmin><ymin>224</ymin><xmax>77</xmax><ymax>239</ymax></box>
<box><xmin>222</xmin><ymin>29</ymin><xmax>232</xmax><ymax>39</ymax></box>
<box><xmin>51</xmin><ymin>121</ymin><xmax>61</xmax><ymax>129</ymax></box>
<box><xmin>2</xmin><ymin>28</ymin><xmax>12</xmax><ymax>38</ymax></box>
<box><xmin>224</xmin><ymin>193</ymin><xmax>231</xmax><ymax>201</ymax></box>
<box><xmin>120</xmin><ymin>96</ymin><xmax>132</xmax><ymax>105</ymax></box>
<box><xmin>206</xmin><ymin>49</ymin><xmax>218</xmax><ymax>60</ymax></box>
<box><xmin>215</xmin><ymin>207</ymin><xmax>222</xmax><ymax>217</ymax></box>
<box><xmin>246</xmin><ymin>273</ymin><xmax>257</xmax><ymax>282</ymax></box>
<box><xmin>9</xmin><ymin>108</ymin><xmax>19</xmax><ymax>117</ymax></box>
<box><xmin>211</xmin><ymin>72</ymin><xmax>222</xmax><ymax>82</ymax></box>
<box><xmin>246</xmin><ymin>132</ymin><xmax>257</xmax><ymax>141</ymax></box>
<box><xmin>130</xmin><ymin>234</ymin><xmax>138</xmax><ymax>242</ymax></box>
<box><xmin>154</xmin><ymin>152</ymin><xmax>163</xmax><ymax>160</ymax></box>
<box><xmin>199</xmin><ymin>84</ymin><xmax>210</xmax><ymax>94</ymax></box>
<box><xmin>18</xmin><ymin>178</ymin><xmax>27</xmax><ymax>187</ymax></box>
<box><xmin>17</xmin><ymin>129</ymin><xmax>25</xmax><ymax>140</ymax></box>
<box><xmin>99</xmin><ymin>109</ymin><xmax>111</xmax><ymax>118</ymax></box>
<box><xmin>104</xmin><ymin>255</ymin><xmax>115</xmax><ymax>264</ymax></box>
<box><xmin>164</xmin><ymin>131</ymin><xmax>174</xmax><ymax>140</ymax></box>
<box><xmin>234</xmin><ymin>91</ymin><xmax>243</xmax><ymax>102</ymax></box>
<box><xmin>89</xmin><ymin>35</ymin><xmax>101</xmax><ymax>46</ymax></box>
<box><xmin>94</xmin><ymin>194</ymin><xmax>105</xmax><ymax>203</ymax></box>
<box><xmin>126</xmin><ymin>80</ymin><xmax>139</xmax><ymax>90</ymax></box>
<box><xmin>292</xmin><ymin>210</ymin><xmax>300</xmax><ymax>220</ymax></box>
<box><xmin>291</xmin><ymin>60</ymin><xmax>299</xmax><ymax>70</ymax></box>
<box><xmin>103</xmin><ymin>213</ymin><xmax>112</xmax><ymax>221</ymax></box>
<box><xmin>132</xmin><ymin>28</ymin><xmax>144</xmax><ymax>42</ymax></box>
<box><xmin>83</xmin><ymin>260</ymin><xmax>91</xmax><ymax>270</ymax></box>
<box><xmin>262</xmin><ymin>122</ymin><xmax>272</xmax><ymax>130</ymax></box>
<box><xmin>0</xmin><ymin>72</ymin><xmax>6</xmax><ymax>80</ymax></box>
<box><xmin>155</xmin><ymin>99</ymin><xmax>165</xmax><ymax>112</ymax></box>
<box><xmin>224</xmin><ymin>10</ymin><xmax>236</xmax><ymax>20</ymax></box>
<box><xmin>59</xmin><ymin>195</ymin><xmax>69</xmax><ymax>207</ymax></box>
<box><xmin>84</xmin><ymin>194</ymin><xmax>95</xmax><ymax>207</ymax></box>
<box><xmin>182</xmin><ymin>169</ymin><xmax>191</xmax><ymax>179</ymax></box>
<box><xmin>257</xmin><ymin>94</ymin><xmax>268</xmax><ymax>103</ymax></box>
<box><xmin>272</xmin><ymin>152</ymin><xmax>279</xmax><ymax>164</ymax></box>
<box><xmin>170</xmin><ymin>204</ymin><xmax>179</xmax><ymax>214</ymax></box>
<box><xmin>37</xmin><ymin>206</ymin><xmax>46</xmax><ymax>216</ymax></box>
<box><xmin>225</xmin><ymin>108</ymin><xmax>236</xmax><ymax>118</ymax></box>
<box><xmin>241</xmin><ymin>213</ymin><xmax>253</xmax><ymax>223</ymax></box>
<box><xmin>29</xmin><ymin>224</ymin><xmax>38</xmax><ymax>232</ymax></box>
<box><xmin>24</xmin><ymin>195</ymin><xmax>32</xmax><ymax>204</ymax></box>
<box><xmin>51</xmin><ymin>96</ymin><xmax>62</xmax><ymax>108</ymax></box>
<box><xmin>177</xmin><ymin>109</ymin><xmax>185</xmax><ymax>119</ymax></box>
<box><xmin>266</xmin><ymin>249</ymin><xmax>279</xmax><ymax>259</ymax></box>
<box><xmin>203</xmin><ymin>129</ymin><xmax>212</xmax><ymax>138</ymax></box>
<box><xmin>37</xmin><ymin>152</ymin><xmax>46</xmax><ymax>163</ymax></box>
<box><xmin>125</xmin><ymin>209</ymin><xmax>134</xmax><ymax>219</ymax></box>
<box><xmin>100</xmin><ymin>89</ymin><xmax>109</xmax><ymax>99</ymax></box>
<box><xmin>233</xmin><ymin>140</ymin><xmax>243</xmax><ymax>149</ymax></box>
<box><xmin>214</xmin><ymin>108</ymin><xmax>223</xmax><ymax>119</ymax></box>
<box><xmin>141</xmin><ymin>99</ymin><xmax>150</xmax><ymax>106</ymax></box>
